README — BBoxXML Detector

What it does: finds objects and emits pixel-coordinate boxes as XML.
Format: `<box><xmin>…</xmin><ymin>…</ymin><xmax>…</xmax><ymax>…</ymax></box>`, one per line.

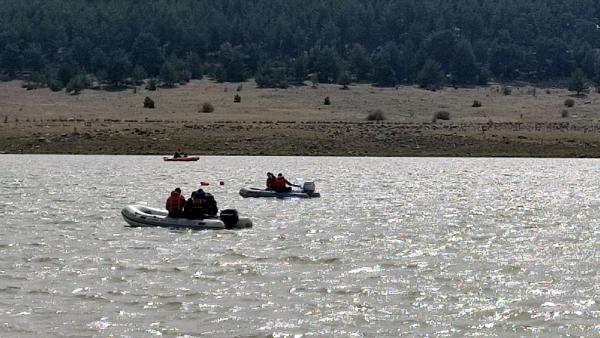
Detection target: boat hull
<box><xmin>163</xmin><ymin>157</ymin><xmax>200</xmax><ymax>162</ymax></box>
<box><xmin>239</xmin><ymin>187</ymin><xmax>320</xmax><ymax>198</ymax></box>
<box><xmin>121</xmin><ymin>205</ymin><xmax>252</xmax><ymax>230</ymax></box>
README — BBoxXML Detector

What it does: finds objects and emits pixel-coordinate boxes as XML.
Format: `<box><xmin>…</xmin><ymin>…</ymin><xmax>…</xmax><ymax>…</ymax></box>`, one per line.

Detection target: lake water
<box><xmin>0</xmin><ymin>155</ymin><xmax>598</xmax><ymax>337</ymax></box>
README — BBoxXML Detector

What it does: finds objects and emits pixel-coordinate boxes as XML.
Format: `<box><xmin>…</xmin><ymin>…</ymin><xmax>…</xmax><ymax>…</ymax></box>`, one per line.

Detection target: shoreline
<box><xmin>2</xmin><ymin>120</ymin><xmax>600</xmax><ymax>158</ymax></box>
<box><xmin>2</xmin><ymin>79</ymin><xmax>600</xmax><ymax>158</ymax></box>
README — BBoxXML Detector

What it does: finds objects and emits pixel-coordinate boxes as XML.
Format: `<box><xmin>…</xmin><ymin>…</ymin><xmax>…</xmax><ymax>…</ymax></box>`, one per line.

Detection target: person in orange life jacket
<box><xmin>266</xmin><ymin>172</ymin><xmax>276</xmax><ymax>190</ymax></box>
<box><xmin>272</xmin><ymin>173</ymin><xmax>300</xmax><ymax>192</ymax></box>
<box><xmin>166</xmin><ymin>187</ymin><xmax>186</xmax><ymax>218</ymax></box>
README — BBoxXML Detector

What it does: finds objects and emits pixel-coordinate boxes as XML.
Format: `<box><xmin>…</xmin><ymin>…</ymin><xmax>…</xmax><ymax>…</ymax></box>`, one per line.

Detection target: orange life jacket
<box><xmin>273</xmin><ymin>176</ymin><xmax>287</xmax><ymax>190</ymax></box>
<box><xmin>166</xmin><ymin>192</ymin><xmax>185</xmax><ymax>212</ymax></box>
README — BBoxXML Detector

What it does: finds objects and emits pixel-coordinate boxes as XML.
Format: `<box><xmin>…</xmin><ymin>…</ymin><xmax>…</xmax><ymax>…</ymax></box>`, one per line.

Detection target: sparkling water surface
<box><xmin>0</xmin><ymin>155</ymin><xmax>598</xmax><ymax>337</ymax></box>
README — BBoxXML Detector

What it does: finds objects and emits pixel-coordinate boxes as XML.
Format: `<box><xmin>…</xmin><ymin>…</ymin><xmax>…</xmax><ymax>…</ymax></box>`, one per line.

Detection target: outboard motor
<box><xmin>220</xmin><ymin>209</ymin><xmax>239</xmax><ymax>229</ymax></box>
<box><xmin>302</xmin><ymin>181</ymin><xmax>316</xmax><ymax>195</ymax></box>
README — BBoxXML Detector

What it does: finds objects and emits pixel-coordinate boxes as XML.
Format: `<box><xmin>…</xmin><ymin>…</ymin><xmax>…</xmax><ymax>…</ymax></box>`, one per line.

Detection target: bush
<box><xmin>324</xmin><ymin>96</ymin><xmax>331</xmax><ymax>105</ymax></box>
<box><xmin>561</xmin><ymin>109</ymin><xmax>569</xmax><ymax>118</ymax></box>
<box><xmin>255</xmin><ymin>66</ymin><xmax>289</xmax><ymax>88</ymax></box>
<box><xmin>366</xmin><ymin>109</ymin><xmax>386</xmax><ymax>121</ymax></box>
<box><xmin>143</xmin><ymin>97</ymin><xmax>155</xmax><ymax>109</ymax></box>
<box><xmin>433</xmin><ymin>111</ymin><xmax>450</xmax><ymax>122</ymax></box>
<box><xmin>472</xmin><ymin>100</ymin><xmax>482</xmax><ymax>108</ymax></box>
<box><xmin>48</xmin><ymin>79</ymin><xmax>64</xmax><ymax>92</ymax></box>
<box><xmin>66</xmin><ymin>75</ymin><xmax>86</xmax><ymax>94</ymax></box>
<box><xmin>234</xmin><ymin>94</ymin><xmax>241</xmax><ymax>103</ymax></box>
<box><xmin>146</xmin><ymin>78</ymin><xmax>158</xmax><ymax>91</ymax></box>
<box><xmin>502</xmin><ymin>86</ymin><xmax>512</xmax><ymax>95</ymax></box>
<box><xmin>564</xmin><ymin>98</ymin><xmax>575</xmax><ymax>107</ymax></box>
<box><xmin>236</xmin><ymin>84</ymin><xmax>243</xmax><ymax>91</ymax></box>
<box><xmin>23</xmin><ymin>81</ymin><xmax>42</xmax><ymax>90</ymax></box>
<box><xmin>201</xmin><ymin>102</ymin><xmax>214</xmax><ymax>113</ymax></box>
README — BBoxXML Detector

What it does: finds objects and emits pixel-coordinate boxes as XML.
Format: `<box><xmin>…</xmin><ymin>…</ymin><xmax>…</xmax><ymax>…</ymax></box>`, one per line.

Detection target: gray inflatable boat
<box><xmin>121</xmin><ymin>205</ymin><xmax>252</xmax><ymax>230</ymax></box>
<box><xmin>239</xmin><ymin>182</ymin><xmax>320</xmax><ymax>198</ymax></box>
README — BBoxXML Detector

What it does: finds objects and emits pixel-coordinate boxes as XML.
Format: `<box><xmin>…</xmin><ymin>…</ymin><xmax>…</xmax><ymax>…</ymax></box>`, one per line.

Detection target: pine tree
<box><xmin>159</xmin><ymin>61</ymin><xmax>178</xmax><ymax>87</ymax></box>
<box><xmin>132</xmin><ymin>33</ymin><xmax>162</xmax><ymax>76</ymax></box>
<box><xmin>568</xmin><ymin>68</ymin><xmax>587</xmax><ymax>96</ymax></box>
<box><xmin>417</xmin><ymin>60</ymin><xmax>444</xmax><ymax>90</ymax></box>
<box><xmin>452</xmin><ymin>40</ymin><xmax>477</xmax><ymax>85</ymax></box>
<box><xmin>106</xmin><ymin>50</ymin><xmax>131</xmax><ymax>87</ymax></box>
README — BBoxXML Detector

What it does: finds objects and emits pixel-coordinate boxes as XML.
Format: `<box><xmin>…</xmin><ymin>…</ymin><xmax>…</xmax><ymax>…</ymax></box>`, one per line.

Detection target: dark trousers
<box><xmin>168</xmin><ymin>211</ymin><xmax>183</xmax><ymax>218</ymax></box>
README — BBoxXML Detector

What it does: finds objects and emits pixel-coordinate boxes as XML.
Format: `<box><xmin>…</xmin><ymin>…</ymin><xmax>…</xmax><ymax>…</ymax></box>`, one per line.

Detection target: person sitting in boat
<box><xmin>173</xmin><ymin>151</ymin><xmax>182</xmax><ymax>158</ymax></box>
<box><xmin>184</xmin><ymin>189</ymin><xmax>218</xmax><ymax>219</ymax></box>
<box><xmin>184</xmin><ymin>191</ymin><xmax>203</xmax><ymax>219</ymax></box>
<box><xmin>272</xmin><ymin>173</ymin><xmax>300</xmax><ymax>192</ymax></box>
<box><xmin>195</xmin><ymin>189</ymin><xmax>218</xmax><ymax>216</ymax></box>
<box><xmin>166</xmin><ymin>187</ymin><xmax>186</xmax><ymax>218</ymax></box>
<box><xmin>266</xmin><ymin>172</ymin><xmax>276</xmax><ymax>190</ymax></box>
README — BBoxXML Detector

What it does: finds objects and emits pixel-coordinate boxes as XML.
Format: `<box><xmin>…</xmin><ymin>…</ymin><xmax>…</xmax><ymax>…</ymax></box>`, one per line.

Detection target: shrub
<box><xmin>236</xmin><ymin>84</ymin><xmax>243</xmax><ymax>91</ymax></box>
<box><xmin>564</xmin><ymin>98</ymin><xmax>575</xmax><ymax>107</ymax></box>
<box><xmin>366</xmin><ymin>109</ymin><xmax>386</xmax><ymax>121</ymax></box>
<box><xmin>324</xmin><ymin>96</ymin><xmax>331</xmax><ymax>105</ymax></box>
<box><xmin>23</xmin><ymin>81</ymin><xmax>41</xmax><ymax>90</ymax></box>
<box><xmin>433</xmin><ymin>111</ymin><xmax>450</xmax><ymax>121</ymax></box>
<box><xmin>146</xmin><ymin>78</ymin><xmax>158</xmax><ymax>91</ymax></box>
<box><xmin>201</xmin><ymin>102</ymin><xmax>214</xmax><ymax>113</ymax></box>
<box><xmin>502</xmin><ymin>86</ymin><xmax>512</xmax><ymax>95</ymax></box>
<box><xmin>66</xmin><ymin>74</ymin><xmax>86</xmax><ymax>94</ymax></box>
<box><xmin>143</xmin><ymin>97</ymin><xmax>155</xmax><ymax>109</ymax></box>
<box><xmin>48</xmin><ymin>79</ymin><xmax>64</xmax><ymax>92</ymax></box>
<box><xmin>234</xmin><ymin>94</ymin><xmax>241</xmax><ymax>103</ymax></box>
<box><xmin>561</xmin><ymin>109</ymin><xmax>569</xmax><ymax>118</ymax></box>
<box><xmin>255</xmin><ymin>66</ymin><xmax>289</xmax><ymax>88</ymax></box>
<box><xmin>472</xmin><ymin>100</ymin><xmax>482</xmax><ymax>108</ymax></box>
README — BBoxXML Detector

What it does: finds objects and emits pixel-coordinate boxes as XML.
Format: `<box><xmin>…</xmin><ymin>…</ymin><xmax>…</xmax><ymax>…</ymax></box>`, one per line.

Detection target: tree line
<box><xmin>1</xmin><ymin>0</ymin><xmax>600</xmax><ymax>92</ymax></box>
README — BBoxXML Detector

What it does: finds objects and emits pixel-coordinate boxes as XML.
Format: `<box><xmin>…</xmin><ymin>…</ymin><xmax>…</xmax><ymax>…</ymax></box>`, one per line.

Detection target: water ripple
<box><xmin>0</xmin><ymin>155</ymin><xmax>598</xmax><ymax>336</ymax></box>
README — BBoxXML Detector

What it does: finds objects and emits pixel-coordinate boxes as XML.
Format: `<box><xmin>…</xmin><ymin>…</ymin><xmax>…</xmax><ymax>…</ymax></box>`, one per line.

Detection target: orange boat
<box><xmin>163</xmin><ymin>156</ymin><xmax>200</xmax><ymax>162</ymax></box>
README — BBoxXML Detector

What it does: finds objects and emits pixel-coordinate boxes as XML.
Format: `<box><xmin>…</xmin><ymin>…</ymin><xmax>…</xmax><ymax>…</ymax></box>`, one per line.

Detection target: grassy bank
<box><xmin>1</xmin><ymin>80</ymin><xmax>599</xmax><ymax>157</ymax></box>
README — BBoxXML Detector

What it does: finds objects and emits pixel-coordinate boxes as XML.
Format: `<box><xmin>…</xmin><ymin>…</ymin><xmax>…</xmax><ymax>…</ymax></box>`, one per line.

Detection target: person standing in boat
<box><xmin>166</xmin><ymin>188</ymin><xmax>186</xmax><ymax>218</ymax></box>
<box><xmin>266</xmin><ymin>172</ymin><xmax>276</xmax><ymax>190</ymax></box>
<box><xmin>272</xmin><ymin>173</ymin><xmax>300</xmax><ymax>192</ymax></box>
